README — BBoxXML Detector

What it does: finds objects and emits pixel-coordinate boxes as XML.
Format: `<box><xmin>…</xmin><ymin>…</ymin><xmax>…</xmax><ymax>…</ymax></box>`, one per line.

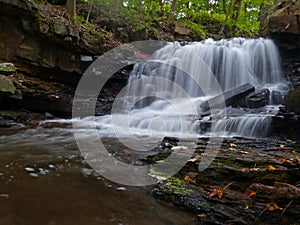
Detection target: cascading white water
<box><xmin>76</xmin><ymin>38</ymin><xmax>288</xmax><ymax>138</ymax></box>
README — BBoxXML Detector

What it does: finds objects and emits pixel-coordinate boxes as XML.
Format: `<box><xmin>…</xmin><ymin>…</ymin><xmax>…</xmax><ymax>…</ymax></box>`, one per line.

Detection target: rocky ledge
<box><xmin>148</xmin><ymin>137</ymin><xmax>300</xmax><ymax>225</ymax></box>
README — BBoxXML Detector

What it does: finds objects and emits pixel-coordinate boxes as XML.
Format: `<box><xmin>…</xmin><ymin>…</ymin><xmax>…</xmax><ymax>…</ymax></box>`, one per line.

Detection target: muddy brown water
<box><xmin>0</xmin><ymin>127</ymin><xmax>196</xmax><ymax>225</ymax></box>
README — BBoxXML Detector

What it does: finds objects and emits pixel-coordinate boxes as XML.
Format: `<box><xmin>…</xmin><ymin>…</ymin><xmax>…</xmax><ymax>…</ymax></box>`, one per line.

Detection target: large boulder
<box><xmin>260</xmin><ymin>0</ymin><xmax>300</xmax><ymax>49</ymax></box>
<box><xmin>0</xmin><ymin>0</ymin><xmax>110</xmax><ymax>85</ymax></box>
<box><xmin>284</xmin><ymin>85</ymin><xmax>300</xmax><ymax>113</ymax></box>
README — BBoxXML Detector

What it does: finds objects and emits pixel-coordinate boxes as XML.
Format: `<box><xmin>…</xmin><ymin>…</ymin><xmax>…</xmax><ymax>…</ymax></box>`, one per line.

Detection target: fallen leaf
<box><xmin>245</xmin><ymin>188</ymin><xmax>256</xmax><ymax>197</ymax></box>
<box><xmin>55</xmin><ymin>95</ymin><xmax>60</xmax><ymax>99</ymax></box>
<box><xmin>239</xmin><ymin>150</ymin><xmax>249</xmax><ymax>154</ymax></box>
<box><xmin>278</xmin><ymin>158</ymin><xmax>287</xmax><ymax>163</ymax></box>
<box><xmin>242</xmin><ymin>167</ymin><xmax>260</xmax><ymax>173</ymax></box>
<box><xmin>183</xmin><ymin>176</ymin><xmax>195</xmax><ymax>183</ymax></box>
<box><xmin>197</xmin><ymin>213</ymin><xmax>207</xmax><ymax>218</ymax></box>
<box><xmin>218</xmin><ymin>149</ymin><xmax>227</xmax><ymax>153</ymax></box>
<box><xmin>267</xmin><ymin>202</ymin><xmax>283</xmax><ymax>211</ymax></box>
<box><xmin>267</xmin><ymin>165</ymin><xmax>276</xmax><ymax>171</ymax></box>
<box><xmin>290</xmin><ymin>158</ymin><xmax>299</xmax><ymax>163</ymax></box>
<box><xmin>228</xmin><ymin>147</ymin><xmax>236</xmax><ymax>151</ymax></box>
<box><xmin>287</xmin><ymin>139</ymin><xmax>295</xmax><ymax>143</ymax></box>
<box><xmin>230</xmin><ymin>143</ymin><xmax>237</xmax><ymax>147</ymax></box>
<box><xmin>187</xmin><ymin>155</ymin><xmax>202</xmax><ymax>162</ymax></box>
<box><xmin>123</xmin><ymin>149</ymin><xmax>132</xmax><ymax>156</ymax></box>
<box><xmin>208</xmin><ymin>188</ymin><xmax>224</xmax><ymax>199</ymax></box>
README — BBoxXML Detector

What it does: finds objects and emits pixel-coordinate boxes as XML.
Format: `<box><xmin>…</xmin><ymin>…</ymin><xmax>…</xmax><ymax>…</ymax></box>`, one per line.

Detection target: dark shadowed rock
<box><xmin>246</xmin><ymin>88</ymin><xmax>270</xmax><ymax>108</ymax></box>
<box><xmin>284</xmin><ymin>86</ymin><xmax>300</xmax><ymax>113</ymax></box>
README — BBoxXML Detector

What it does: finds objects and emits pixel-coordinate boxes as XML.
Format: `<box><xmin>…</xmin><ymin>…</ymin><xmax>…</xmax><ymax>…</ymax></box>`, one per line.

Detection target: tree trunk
<box><xmin>66</xmin><ymin>0</ymin><xmax>76</xmax><ymax>20</ymax></box>
<box><xmin>86</xmin><ymin>0</ymin><xmax>93</xmax><ymax>23</ymax></box>
<box><xmin>222</xmin><ymin>0</ymin><xmax>227</xmax><ymax>14</ymax></box>
<box><xmin>168</xmin><ymin>0</ymin><xmax>178</xmax><ymax>20</ymax></box>
<box><xmin>231</xmin><ymin>0</ymin><xmax>243</xmax><ymax>21</ymax></box>
<box><xmin>114</xmin><ymin>0</ymin><xmax>120</xmax><ymax>11</ymax></box>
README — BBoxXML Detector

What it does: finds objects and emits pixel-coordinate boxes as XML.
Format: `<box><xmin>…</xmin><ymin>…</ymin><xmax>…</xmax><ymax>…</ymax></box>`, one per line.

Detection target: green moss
<box><xmin>163</xmin><ymin>177</ymin><xmax>193</xmax><ymax>196</ymax></box>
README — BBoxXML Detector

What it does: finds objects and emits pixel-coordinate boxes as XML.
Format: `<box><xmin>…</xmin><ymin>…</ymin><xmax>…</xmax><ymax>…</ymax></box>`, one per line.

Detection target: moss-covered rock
<box><xmin>284</xmin><ymin>86</ymin><xmax>300</xmax><ymax>113</ymax></box>
<box><xmin>0</xmin><ymin>75</ymin><xmax>16</xmax><ymax>94</ymax></box>
<box><xmin>0</xmin><ymin>63</ymin><xmax>17</xmax><ymax>75</ymax></box>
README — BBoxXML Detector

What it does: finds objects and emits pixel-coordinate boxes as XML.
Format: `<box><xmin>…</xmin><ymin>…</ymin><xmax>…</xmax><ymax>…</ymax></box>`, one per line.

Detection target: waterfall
<box><xmin>80</xmin><ymin>38</ymin><xmax>288</xmax><ymax>139</ymax></box>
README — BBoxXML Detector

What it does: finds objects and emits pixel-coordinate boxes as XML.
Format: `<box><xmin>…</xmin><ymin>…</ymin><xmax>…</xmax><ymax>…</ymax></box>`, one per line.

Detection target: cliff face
<box><xmin>0</xmin><ymin>0</ymin><xmax>114</xmax><ymax>84</ymax></box>
<box><xmin>260</xmin><ymin>0</ymin><xmax>300</xmax><ymax>51</ymax></box>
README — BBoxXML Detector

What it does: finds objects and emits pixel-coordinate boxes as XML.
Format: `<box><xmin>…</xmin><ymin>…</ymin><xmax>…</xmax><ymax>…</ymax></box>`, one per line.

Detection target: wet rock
<box><xmin>284</xmin><ymin>86</ymin><xmax>300</xmax><ymax>113</ymax></box>
<box><xmin>152</xmin><ymin>137</ymin><xmax>300</xmax><ymax>225</ymax></box>
<box><xmin>246</xmin><ymin>88</ymin><xmax>270</xmax><ymax>108</ymax></box>
<box><xmin>0</xmin><ymin>63</ymin><xmax>17</xmax><ymax>75</ymax></box>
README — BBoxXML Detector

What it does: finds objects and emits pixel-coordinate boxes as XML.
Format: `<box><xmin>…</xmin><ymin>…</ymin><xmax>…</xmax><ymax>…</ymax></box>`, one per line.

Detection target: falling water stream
<box><xmin>74</xmin><ymin>37</ymin><xmax>288</xmax><ymax>138</ymax></box>
<box><xmin>0</xmin><ymin>38</ymin><xmax>289</xmax><ymax>224</ymax></box>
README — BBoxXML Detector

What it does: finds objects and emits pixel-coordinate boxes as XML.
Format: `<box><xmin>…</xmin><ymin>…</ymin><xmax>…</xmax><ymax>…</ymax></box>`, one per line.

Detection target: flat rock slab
<box><xmin>201</xmin><ymin>83</ymin><xmax>255</xmax><ymax>112</ymax></box>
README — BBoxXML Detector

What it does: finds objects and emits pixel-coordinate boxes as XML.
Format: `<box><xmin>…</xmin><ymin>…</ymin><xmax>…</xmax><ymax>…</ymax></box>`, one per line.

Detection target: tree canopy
<box><xmin>45</xmin><ymin>0</ymin><xmax>274</xmax><ymax>38</ymax></box>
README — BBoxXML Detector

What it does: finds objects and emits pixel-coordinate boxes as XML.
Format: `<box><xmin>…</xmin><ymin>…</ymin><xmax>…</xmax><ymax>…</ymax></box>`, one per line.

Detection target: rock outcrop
<box><xmin>0</xmin><ymin>0</ymin><xmax>112</xmax><ymax>84</ymax></box>
<box><xmin>284</xmin><ymin>85</ymin><xmax>300</xmax><ymax>113</ymax></box>
<box><xmin>260</xmin><ymin>0</ymin><xmax>300</xmax><ymax>50</ymax></box>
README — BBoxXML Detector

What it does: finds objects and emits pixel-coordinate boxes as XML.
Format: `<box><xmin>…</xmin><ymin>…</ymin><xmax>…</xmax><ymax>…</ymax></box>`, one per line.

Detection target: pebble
<box><xmin>116</xmin><ymin>187</ymin><xmax>126</xmax><ymax>191</ymax></box>
<box><xmin>0</xmin><ymin>194</ymin><xmax>9</xmax><ymax>198</ymax></box>
<box><xmin>29</xmin><ymin>173</ymin><xmax>39</xmax><ymax>178</ymax></box>
<box><xmin>24</xmin><ymin>167</ymin><xmax>35</xmax><ymax>172</ymax></box>
<box><xmin>48</xmin><ymin>164</ymin><xmax>55</xmax><ymax>169</ymax></box>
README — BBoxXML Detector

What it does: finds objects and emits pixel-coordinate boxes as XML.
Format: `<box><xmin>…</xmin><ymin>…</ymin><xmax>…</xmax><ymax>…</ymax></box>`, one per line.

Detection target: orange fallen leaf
<box><xmin>290</xmin><ymin>158</ymin><xmax>299</xmax><ymax>163</ymax></box>
<box><xmin>218</xmin><ymin>149</ymin><xmax>227</xmax><ymax>153</ymax></box>
<box><xmin>245</xmin><ymin>188</ymin><xmax>256</xmax><ymax>198</ymax></box>
<box><xmin>183</xmin><ymin>176</ymin><xmax>195</xmax><ymax>183</ymax></box>
<box><xmin>278</xmin><ymin>158</ymin><xmax>287</xmax><ymax>163</ymax></box>
<box><xmin>123</xmin><ymin>149</ymin><xmax>132</xmax><ymax>156</ymax></box>
<box><xmin>208</xmin><ymin>188</ymin><xmax>224</xmax><ymax>199</ymax></box>
<box><xmin>267</xmin><ymin>202</ymin><xmax>283</xmax><ymax>211</ymax></box>
<box><xmin>267</xmin><ymin>165</ymin><xmax>276</xmax><ymax>171</ymax></box>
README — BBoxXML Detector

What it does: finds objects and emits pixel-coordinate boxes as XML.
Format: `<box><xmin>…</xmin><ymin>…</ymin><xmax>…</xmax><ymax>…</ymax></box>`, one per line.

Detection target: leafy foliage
<box><xmin>43</xmin><ymin>0</ymin><xmax>275</xmax><ymax>38</ymax></box>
